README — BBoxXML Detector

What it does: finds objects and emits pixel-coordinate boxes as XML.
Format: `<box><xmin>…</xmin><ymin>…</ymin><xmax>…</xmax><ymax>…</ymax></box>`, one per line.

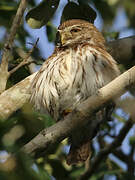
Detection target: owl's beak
<box><xmin>61</xmin><ymin>31</ymin><xmax>72</xmax><ymax>45</ymax></box>
<box><xmin>61</xmin><ymin>33</ymin><xmax>66</xmax><ymax>45</ymax></box>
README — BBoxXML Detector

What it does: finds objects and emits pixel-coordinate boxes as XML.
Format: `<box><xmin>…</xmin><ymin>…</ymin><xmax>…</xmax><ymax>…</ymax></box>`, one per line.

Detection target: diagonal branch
<box><xmin>0</xmin><ymin>73</ymin><xmax>36</xmax><ymax>120</ymax></box>
<box><xmin>16</xmin><ymin>48</ymin><xmax>37</xmax><ymax>74</ymax></box>
<box><xmin>112</xmin><ymin>149</ymin><xmax>135</xmax><ymax>174</ymax></box>
<box><xmin>78</xmin><ymin>118</ymin><xmax>133</xmax><ymax>180</ymax></box>
<box><xmin>0</xmin><ymin>0</ymin><xmax>27</xmax><ymax>94</ymax></box>
<box><xmin>21</xmin><ymin>66</ymin><xmax>135</xmax><ymax>155</ymax></box>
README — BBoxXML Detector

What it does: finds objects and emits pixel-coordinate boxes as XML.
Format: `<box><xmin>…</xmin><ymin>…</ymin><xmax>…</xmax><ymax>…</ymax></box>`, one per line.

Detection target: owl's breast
<box><xmin>30</xmin><ymin>45</ymin><xmax>119</xmax><ymax>120</ymax></box>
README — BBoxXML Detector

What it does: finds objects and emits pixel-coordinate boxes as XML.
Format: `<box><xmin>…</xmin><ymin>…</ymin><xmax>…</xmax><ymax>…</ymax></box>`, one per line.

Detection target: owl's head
<box><xmin>57</xmin><ymin>19</ymin><xmax>105</xmax><ymax>48</ymax></box>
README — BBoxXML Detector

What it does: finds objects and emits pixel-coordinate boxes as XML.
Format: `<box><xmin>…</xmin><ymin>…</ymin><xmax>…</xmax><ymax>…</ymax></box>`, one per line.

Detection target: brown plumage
<box><xmin>30</xmin><ymin>19</ymin><xmax>120</xmax><ymax>165</ymax></box>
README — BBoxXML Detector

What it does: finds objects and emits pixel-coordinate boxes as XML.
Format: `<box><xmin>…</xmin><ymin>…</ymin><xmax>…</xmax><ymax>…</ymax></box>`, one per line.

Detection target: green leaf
<box><xmin>0</xmin><ymin>1</ymin><xmax>17</xmax><ymax>27</ymax></box>
<box><xmin>104</xmin><ymin>31</ymin><xmax>119</xmax><ymax>40</ymax></box>
<box><xmin>93</xmin><ymin>0</ymin><xmax>116</xmax><ymax>24</ymax></box>
<box><xmin>48</xmin><ymin>159</ymin><xmax>70</xmax><ymax>180</ymax></box>
<box><xmin>26</xmin><ymin>0</ymin><xmax>60</xmax><ymax>29</ymax></box>
<box><xmin>78</xmin><ymin>0</ymin><xmax>91</xmax><ymax>4</ymax></box>
<box><xmin>61</xmin><ymin>2</ymin><xmax>96</xmax><ymax>23</ymax></box>
<box><xmin>16</xmin><ymin>152</ymin><xmax>51</xmax><ymax>180</ymax></box>
<box><xmin>0</xmin><ymin>10</ymin><xmax>17</xmax><ymax>27</ymax></box>
<box><xmin>33</xmin><ymin>164</ymin><xmax>52</xmax><ymax>180</ymax></box>
<box><xmin>0</xmin><ymin>1</ymin><xmax>17</xmax><ymax>11</ymax></box>
<box><xmin>46</xmin><ymin>22</ymin><xmax>57</xmax><ymax>42</ymax></box>
<box><xmin>129</xmin><ymin>136</ymin><xmax>135</xmax><ymax>145</ymax></box>
<box><xmin>112</xmin><ymin>113</ymin><xmax>126</xmax><ymax>123</ymax></box>
<box><xmin>70</xmin><ymin>166</ymin><xmax>84</xmax><ymax>178</ymax></box>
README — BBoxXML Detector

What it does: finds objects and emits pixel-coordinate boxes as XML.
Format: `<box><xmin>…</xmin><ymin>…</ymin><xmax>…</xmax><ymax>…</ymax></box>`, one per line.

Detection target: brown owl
<box><xmin>30</xmin><ymin>19</ymin><xmax>120</xmax><ymax>165</ymax></box>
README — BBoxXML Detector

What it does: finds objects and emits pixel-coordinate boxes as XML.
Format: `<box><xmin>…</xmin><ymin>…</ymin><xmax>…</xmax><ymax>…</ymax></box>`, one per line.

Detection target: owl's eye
<box><xmin>70</xmin><ymin>28</ymin><xmax>81</xmax><ymax>33</ymax></box>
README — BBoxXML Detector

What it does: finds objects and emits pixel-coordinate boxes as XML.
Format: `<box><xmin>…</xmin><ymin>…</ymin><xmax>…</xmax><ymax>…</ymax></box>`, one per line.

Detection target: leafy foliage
<box><xmin>26</xmin><ymin>0</ymin><xmax>60</xmax><ymax>29</ymax></box>
<box><xmin>0</xmin><ymin>0</ymin><xmax>135</xmax><ymax>180</ymax></box>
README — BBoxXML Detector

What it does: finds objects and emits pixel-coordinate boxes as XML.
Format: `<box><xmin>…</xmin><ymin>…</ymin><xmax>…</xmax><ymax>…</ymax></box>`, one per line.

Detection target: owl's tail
<box><xmin>66</xmin><ymin>141</ymin><xmax>91</xmax><ymax>165</ymax></box>
<box><xmin>66</xmin><ymin>105</ymin><xmax>115</xmax><ymax>165</ymax></box>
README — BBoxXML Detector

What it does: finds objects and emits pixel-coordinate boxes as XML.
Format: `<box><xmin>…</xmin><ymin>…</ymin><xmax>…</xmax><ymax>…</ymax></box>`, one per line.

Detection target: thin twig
<box><xmin>112</xmin><ymin>149</ymin><xmax>135</xmax><ymax>174</ymax></box>
<box><xmin>25</xmin><ymin>38</ymin><xmax>39</xmax><ymax>58</ymax></box>
<box><xmin>9</xmin><ymin>38</ymin><xmax>39</xmax><ymax>76</ymax></box>
<box><xmin>9</xmin><ymin>60</ymin><xmax>35</xmax><ymax>76</ymax></box>
<box><xmin>16</xmin><ymin>48</ymin><xmax>37</xmax><ymax>74</ymax></box>
<box><xmin>0</xmin><ymin>0</ymin><xmax>27</xmax><ymax>93</ymax></box>
<box><xmin>78</xmin><ymin>119</ymin><xmax>133</xmax><ymax>180</ymax></box>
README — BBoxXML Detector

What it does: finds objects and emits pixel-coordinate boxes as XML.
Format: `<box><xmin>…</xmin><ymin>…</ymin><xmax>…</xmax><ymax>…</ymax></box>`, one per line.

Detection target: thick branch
<box><xmin>22</xmin><ymin>66</ymin><xmax>135</xmax><ymax>155</ymax></box>
<box><xmin>106</xmin><ymin>36</ymin><xmax>135</xmax><ymax>67</ymax></box>
<box><xmin>79</xmin><ymin>119</ymin><xmax>133</xmax><ymax>180</ymax></box>
<box><xmin>0</xmin><ymin>0</ymin><xmax>27</xmax><ymax>93</ymax></box>
<box><xmin>0</xmin><ymin>73</ymin><xmax>36</xmax><ymax>120</ymax></box>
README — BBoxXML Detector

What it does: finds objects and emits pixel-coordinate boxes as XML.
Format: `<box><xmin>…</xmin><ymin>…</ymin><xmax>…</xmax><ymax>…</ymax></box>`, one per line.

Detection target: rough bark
<box><xmin>0</xmin><ymin>73</ymin><xmax>35</xmax><ymax>120</ymax></box>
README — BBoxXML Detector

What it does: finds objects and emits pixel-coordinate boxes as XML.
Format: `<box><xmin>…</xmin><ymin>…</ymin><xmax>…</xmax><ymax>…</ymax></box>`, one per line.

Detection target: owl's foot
<box><xmin>63</xmin><ymin>109</ymin><xmax>72</xmax><ymax>116</ymax></box>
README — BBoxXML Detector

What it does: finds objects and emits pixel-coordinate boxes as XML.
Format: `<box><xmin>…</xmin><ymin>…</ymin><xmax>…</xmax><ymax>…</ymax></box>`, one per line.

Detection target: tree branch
<box><xmin>112</xmin><ymin>149</ymin><xmax>135</xmax><ymax>175</ymax></box>
<box><xmin>16</xmin><ymin>48</ymin><xmax>37</xmax><ymax>74</ymax></box>
<box><xmin>79</xmin><ymin>118</ymin><xmax>133</xmax><ymax>180</ymax></box>
<box><xmin>21</xmin><ymin>66</ymin><xmax>135</xmax><ymax>155</ymax></box>
<box><xmin>9</xmin><ymin>38</ymin><xmax>39</xmax><ymax>76</ymax></box>
<box><xmin>106</xmin><ymin>36</ymin><xmax>135</xmax><ymax>67</ymax></box>
<box><xmin>0</xmin><ymin>73</ymin><xmax>36</xmax><ymax>120</ymax></box>
<box><xmin>0</xmin><ymin>0</ymin><xmax>27</xmax><ymax>93</ymax></box>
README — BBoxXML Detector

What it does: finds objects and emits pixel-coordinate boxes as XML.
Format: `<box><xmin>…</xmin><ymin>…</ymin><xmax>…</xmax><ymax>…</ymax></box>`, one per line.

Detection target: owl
<box><xmin>30</xmin><ymin>19</ymin><xmax>120</xmax><ymax>165</ymax></box>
